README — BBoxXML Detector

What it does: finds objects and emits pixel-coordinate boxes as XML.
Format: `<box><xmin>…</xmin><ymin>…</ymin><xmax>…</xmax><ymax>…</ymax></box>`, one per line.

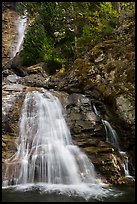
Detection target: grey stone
<box><xmin>3</xmin><ymin>84</ymin><xmax>25</xmax><ymax>92</ymax></box>
<box><xmin>116</xmin><ymin>95</ymin><xmax>135</xmax><ymax>124</ymax></box>
<box><xmin>7</xmin><ymin>74</ymin><xmax>21</xmax><ymax>83</ymax></box>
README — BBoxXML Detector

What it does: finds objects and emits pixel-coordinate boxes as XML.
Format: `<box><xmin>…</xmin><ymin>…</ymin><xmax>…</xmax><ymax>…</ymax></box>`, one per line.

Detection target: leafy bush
<box><xmin>75</xmin><ymin>2</ymin><xmax>119</xmax><ymax>57</ymax></box>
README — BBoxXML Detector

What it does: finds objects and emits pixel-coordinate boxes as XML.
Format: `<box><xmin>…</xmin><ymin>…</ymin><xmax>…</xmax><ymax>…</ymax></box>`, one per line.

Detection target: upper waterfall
<box><xmin>11</xmin><ymin>14</ymin><xmax>27</xmax><ymax>58</ymax></box>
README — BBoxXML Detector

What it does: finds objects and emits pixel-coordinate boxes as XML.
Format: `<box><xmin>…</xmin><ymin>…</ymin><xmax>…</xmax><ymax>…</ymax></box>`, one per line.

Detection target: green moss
<box><xmin>25</xmin><ymin>87</ymin><xmax>44</xmax><ymax>93</ymax></box>
<box><xmin>84</xmin><ymin>146</ymin><xmax>114</xmax><ymax>153</ymax></box>
<box><xmin>124</xmin><ymin>83</ymin><xmax>135</xmax><ymax>94</ymax></box>
<box><xmin>59</xmin><ymin>67</ymin><xmax>65</xmax><ymax>74</ymax></box>
<box><xmin>26</xmin><ymin>65</ymin><xmax>43</xmax><ymax>74</ymax></box>
<box><xmin>98</xmin><ymin>84</ymin><xmax>106</xmax><ymax>93</ymax></box>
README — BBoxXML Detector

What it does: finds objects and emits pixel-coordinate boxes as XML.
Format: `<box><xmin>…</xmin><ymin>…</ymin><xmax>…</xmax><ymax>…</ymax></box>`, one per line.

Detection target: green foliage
<box><xmin>75</xmin><ymin>2</ymin><xmax>119</xmax><ymax>57</ymax></box>
<box><xmin>17</xmin><ymin>2</ymin><xmax>41</xmax><ymax>17</ymax></box>
<box><xmin>18</xmin><ymin>2</ymin><xmax>124</xmax><ymax>69</ymax></box>
<box><xmin>120</xmin><ymin>2</ymin><xmax>135</xmax><ymax>12</ymax></box>
<box><xmin>42</xmin><ymin>37</ymin><xmax>55</xmax><ymax>62</ymax></box>
<box><xmin>21</xmin><ymin>19</ymin><xmax>56</xmax><ymax>67</ymax></box>
<box><xmin>99</xmin><ymin>2</ymin><xmax>119</xmax><ymax>31</ymax></box>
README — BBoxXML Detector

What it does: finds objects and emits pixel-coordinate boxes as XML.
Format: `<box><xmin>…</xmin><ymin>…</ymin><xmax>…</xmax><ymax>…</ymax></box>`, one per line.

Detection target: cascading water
<box><xmin>11</xmin><ymin>14</ymin><xmax>27</xmax><ymax>58</ymax></box>
<box><xmin>102</xmin><ymin>120</ymin><xmax>120</xmax><ymax>151</ymax></box>
<box><xmin>102</xmin><ymin>120</ymin><xmax>133</xmax><ymax>178</ymax></box>
<box><xmin>3</xmin><ymin>90</ymin><xmax>115</xmax><ymax>199</ymax></box>
<box><xmin>92</xmin><ymin>103</ymin><xmax>133</xmax><ymax>178</ymax></box>
<box><xmin>93</xmin><ymin>104</ymin><xmax>100</xmax><ymax>116</ymax></box>
<box><xmin>119</xmin><ymin>151</ymin><xmax>132</xmax><ymax>178</ymax></box>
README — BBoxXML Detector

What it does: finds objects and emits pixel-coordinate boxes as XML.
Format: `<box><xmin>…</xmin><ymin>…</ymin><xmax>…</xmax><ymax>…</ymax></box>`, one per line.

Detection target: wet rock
<box><xmin>18</xmin><ymin>74</ymin><xmax>52</xmax><ymax>89</ymax></box>
<box><xmin>66</xmin><ymin>93</ymin><xmax>91</xmax><ymax>108</ymax></box>
<box><xmin>26</xmin><ymin>62</ymin><xmax>48</xmax><ymax>77</ymax></box>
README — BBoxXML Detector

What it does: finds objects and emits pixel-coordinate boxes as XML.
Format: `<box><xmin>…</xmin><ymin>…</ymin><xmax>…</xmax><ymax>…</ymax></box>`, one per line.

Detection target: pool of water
<box><xmin>2</xmin><ymin>183</ymin><xmax>135</xmax><ymax>202</ymax></box>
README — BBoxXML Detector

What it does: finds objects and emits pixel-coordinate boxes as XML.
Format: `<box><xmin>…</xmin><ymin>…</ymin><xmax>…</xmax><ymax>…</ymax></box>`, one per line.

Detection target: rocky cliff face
<box><xmin>2</xmin><ymin>3</ymin><xmax>19</xmax><ymax>66</ymax></box>
<box><xmin>2</xmin><ymin>6</ymin><xmax>135</xmax><ymax>185</ymax></box>
<box><xmin>49</xmin><ymin>14</ymin><xmax>135</xmax><ymax>173</ymax></box>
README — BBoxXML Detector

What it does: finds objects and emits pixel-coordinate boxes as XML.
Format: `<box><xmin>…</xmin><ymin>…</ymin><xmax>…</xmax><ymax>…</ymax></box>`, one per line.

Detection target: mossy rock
<box><xmin>25</xmin><ymin>86</ymin><xmax>45</xmax><ymax>93</ymax></box>
<box><xmin>26</xmin><ymin>64</ymin><xmax>44</xmax><ymax>74</ymax></box>
<box><xmin>104</xmin><ymin>62</ymin><xmax>116</xmax><ymax>73</ymax></box>
<box><xmin>98</xmin><ymin>84</ymin><xmax>106</xmax><ymax>94</ymax></box>
<box><xmin>124</xmin><ymin>83</ymin><xmax>135</xmax><ymax>95</ymax></box>
<box><xmin>84</xmin><ymin>146</ymin><xmax>114</xmax><ymax>153</ymax></box>
<box><xmin>126</xmin><ymin>69</ymin><xmax>135</xmax><ymax>83</ymax></box>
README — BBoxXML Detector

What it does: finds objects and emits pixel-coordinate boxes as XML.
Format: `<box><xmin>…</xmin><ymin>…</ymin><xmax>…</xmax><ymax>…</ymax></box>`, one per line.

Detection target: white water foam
<box><xmin>2</xmin><ymin>183</ymin><xmax>122</xmax><ymax>201</ymax></box>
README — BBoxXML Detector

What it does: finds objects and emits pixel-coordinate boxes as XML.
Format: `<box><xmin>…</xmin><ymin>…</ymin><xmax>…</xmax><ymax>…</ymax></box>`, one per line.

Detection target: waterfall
<box><xmin>102</xmin><ymin>120</ymin><xmax>133</xmax><ymax>178</ymax></box>
<box><xmin>92</xmin><ymin>104</ymin><xmax>133</xmax><ymax>178</ymax></box>
<box><xmin>11</xmin><ymin>14</ymin><xmax>27</xmax><ymax>58</ymax></box>
<box><xmin>102</xmin><ymin>120</ymin><xmax>120</xmax><ymax>151</ymax></box>
<box><xmin>3</xmin><ymin>91</ymin><xmax>102</xmax><ymax>187</ymax></box>
<box><xmin>92</xmin><ymin>104</ymin><xmax>100</xmax><ymax>116</ymax></box>
<box><xmin>118</xmin><ymin>151</ymin><xmax>133</xmax><ymax>178</ymax></box>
